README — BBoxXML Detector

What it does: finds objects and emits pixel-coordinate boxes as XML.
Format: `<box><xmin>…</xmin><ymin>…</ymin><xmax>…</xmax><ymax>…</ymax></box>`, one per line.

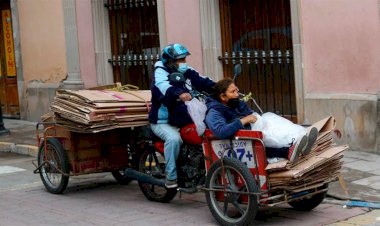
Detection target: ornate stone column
<box><xmin>61</xmin><ymin>0</ymin><xmax>84</xmax><ymax>90</ymax></box>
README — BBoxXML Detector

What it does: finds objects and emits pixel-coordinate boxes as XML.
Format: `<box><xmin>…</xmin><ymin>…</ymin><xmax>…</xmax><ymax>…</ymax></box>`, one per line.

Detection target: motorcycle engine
<box><xmin>177</xmin><ymin>144</ymin><xmax>205</xmax><ymax>187</ymax></box>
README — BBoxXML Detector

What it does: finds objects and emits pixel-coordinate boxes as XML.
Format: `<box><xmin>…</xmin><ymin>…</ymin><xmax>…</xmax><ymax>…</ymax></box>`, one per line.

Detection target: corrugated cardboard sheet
<box><xmin>48</xmin><ymin>89</ymin><xmax>151</xmax><ymax>133</ymax></box>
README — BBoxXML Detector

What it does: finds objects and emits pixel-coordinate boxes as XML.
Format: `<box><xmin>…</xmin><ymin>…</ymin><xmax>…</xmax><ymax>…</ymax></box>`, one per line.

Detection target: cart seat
<box><xmin>180</xmin><ymin>123</ymin><xmax>203</xmax><ymax>145</ymax></box>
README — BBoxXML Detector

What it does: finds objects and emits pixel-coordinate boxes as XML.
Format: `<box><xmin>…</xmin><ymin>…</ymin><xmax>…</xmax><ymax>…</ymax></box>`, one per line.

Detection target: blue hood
<box><xmin>205</xmin><ymin>97</ymin><xmax>253</xmax><ymax>139</ymax></box>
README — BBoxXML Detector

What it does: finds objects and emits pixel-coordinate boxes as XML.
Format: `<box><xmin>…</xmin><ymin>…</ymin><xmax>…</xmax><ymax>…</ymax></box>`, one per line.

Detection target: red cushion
<box><xmin>180</xmin><ymin>124</ymin><xmax>203</xmax><ymax>145</ymax></box>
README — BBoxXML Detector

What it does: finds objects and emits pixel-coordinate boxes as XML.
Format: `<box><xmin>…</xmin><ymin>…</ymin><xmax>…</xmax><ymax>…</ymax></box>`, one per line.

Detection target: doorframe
<box><xmin>289</xmin><ymin>0</ymin><xmax>305</xmax><ymax>124</ymax></box>
<box><xmin>4</xmin><ymin>0</ymin><xmax>23</xmax><ymax>118</ymax></box>
<box><xmin>156</xmin><ymin>0</ymin><xmax>167</xmax><ymax>50</ymax></box>
<box><xmin>199</xmin><ymin>0</ymin><xmax>223</xmax><ymax>82</ymax></box>
<box><xmin>91</xmin><ymin>0</ymin><xmax>114</xmax><ymax>86</ymax></box>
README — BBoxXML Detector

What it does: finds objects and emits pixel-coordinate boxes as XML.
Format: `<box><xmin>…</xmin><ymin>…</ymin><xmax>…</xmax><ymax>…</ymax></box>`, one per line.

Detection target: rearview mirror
<box><xmin>168</xmin><ymin>72</ymin><xmax>186</xmax><ymax>83</ymax></box>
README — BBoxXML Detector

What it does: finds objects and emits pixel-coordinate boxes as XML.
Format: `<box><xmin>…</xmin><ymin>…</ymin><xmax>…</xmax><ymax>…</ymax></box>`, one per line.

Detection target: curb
<box><xmin>0</xmin><ymin>142</ymin><xmax>38</xmax><ymax>157</ymax></box>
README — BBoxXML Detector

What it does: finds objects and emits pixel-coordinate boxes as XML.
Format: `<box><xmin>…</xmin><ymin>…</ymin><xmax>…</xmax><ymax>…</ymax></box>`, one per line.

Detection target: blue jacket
<box><xmin>149</xmin><ymin>61</ymin><xmax>215</xmax><ymax>128</ymax></box>
<box><xmin>205</xmin><ymin>97</ymin><xmax>253</xmax><ymax>139</ymax></box>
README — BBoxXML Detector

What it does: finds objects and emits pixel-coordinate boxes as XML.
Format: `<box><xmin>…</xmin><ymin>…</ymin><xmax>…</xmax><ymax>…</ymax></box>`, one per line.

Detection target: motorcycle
<box><xmin>136</xmin><ymin>123</ymin><xmax>207</xmax><ymax>201</ymax></box>
<box><xmin>125</xmin><ymin>71</ymin><xmax>211</xmax><ymax>202</ymax></box>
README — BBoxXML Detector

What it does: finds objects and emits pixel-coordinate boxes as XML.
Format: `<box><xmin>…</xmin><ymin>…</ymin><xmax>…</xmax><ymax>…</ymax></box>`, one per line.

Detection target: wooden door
<box><xmin>219</xmin><ymin>0</ymin><xmax>296</xmax><ymax>122</ymax></box>
<box><xmin>106</xmin><ymin>0</ymin><xmax>160</xmax><ymax>90</ymax></box>
<box><xmin>0</xmin><ymin>1</ymin><xmax>19</xmax><ymax>118</ymax></box>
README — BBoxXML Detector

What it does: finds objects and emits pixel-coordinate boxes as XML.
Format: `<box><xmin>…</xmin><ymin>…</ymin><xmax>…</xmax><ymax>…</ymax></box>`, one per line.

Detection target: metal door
<box><xmin>219</xmin><ymin>0</ymin><xmax>296</xmax><ymax>121</ymax></box>
<box><xmin>106</xmin><ymin>0</ymin><xmax>160</xmax><ymax>90</ymax></box>
<box><xmin>0</xmin><ymin>1</ymin><xmax>19</xmax><ymax>118</ymax></box>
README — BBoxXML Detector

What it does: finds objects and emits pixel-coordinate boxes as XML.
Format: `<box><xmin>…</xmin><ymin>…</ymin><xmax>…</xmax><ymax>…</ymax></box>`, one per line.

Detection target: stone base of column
<box><xmin>61</xmin><ymin>80</ymin><xmax>84</xmax><ymax>90</ymax></box>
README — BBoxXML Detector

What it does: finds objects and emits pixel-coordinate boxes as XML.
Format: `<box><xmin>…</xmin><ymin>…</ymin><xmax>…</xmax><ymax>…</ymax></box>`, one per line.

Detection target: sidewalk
<box><xmin>1</xmin><ymin>118</ymin><xmax>380</xmax><ymax>204</ymax></box>
<box><xmin>0</xmin><ymin>119</ymin><xmax>38</xmax><ymax>156</ymax></box>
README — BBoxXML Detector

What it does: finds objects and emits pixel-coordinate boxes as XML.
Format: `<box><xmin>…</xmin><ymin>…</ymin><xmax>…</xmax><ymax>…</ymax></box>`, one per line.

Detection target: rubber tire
<box><xmin>112</xmin><ymin>170</ymin><xmax>134</xmax><ymax>185</ymax></box>
<box><xmin>37</xmin><ymin>138</ymin><xmax>69</xmax><ymax>194</ymax></box>
<box><xmin>138</xmin><ymin>150</ymin><xmax>177</xmax><ymax>203</ymax></box>
<box><xmin>205</xmin><ymin>157</ymin><xmax>258</xmax><ymax>226</ymax></box>
<box><xmin>288</xmin><ymin>184</ymin><xmax>328</xmax><ymax>211</ymax></box>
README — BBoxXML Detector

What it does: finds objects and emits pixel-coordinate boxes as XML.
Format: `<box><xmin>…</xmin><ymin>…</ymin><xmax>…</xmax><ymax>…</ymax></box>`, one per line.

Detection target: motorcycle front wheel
<box><xmin>138</xmin><ymin>150</ymin><xmax>177</xmax><ymax>203</ymax></box>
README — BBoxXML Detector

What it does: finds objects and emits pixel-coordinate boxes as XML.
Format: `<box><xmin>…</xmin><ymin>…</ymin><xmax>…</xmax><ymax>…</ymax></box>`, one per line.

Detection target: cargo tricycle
<box><xmin>34</xmin><ymin>122</ymin><xmax>142</xmax><ymax>194</ymax></box>
<box><xmin>128</xmin><ymin>123</ymin><xmax>333</xmax><ymax>226</ymax></box>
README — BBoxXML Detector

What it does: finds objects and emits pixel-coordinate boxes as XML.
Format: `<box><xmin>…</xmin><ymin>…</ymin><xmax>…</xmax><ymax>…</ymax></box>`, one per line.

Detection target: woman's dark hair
<box><xmin>211</xmin><ymin>78</ymin><xmax>235</xmax><ymax>101</ymax></box>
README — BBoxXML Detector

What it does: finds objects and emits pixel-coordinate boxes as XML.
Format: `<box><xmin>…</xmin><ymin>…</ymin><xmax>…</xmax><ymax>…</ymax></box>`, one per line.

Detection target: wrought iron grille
<box><xmin>105</xmin><ymin>0</ymin><xmax>160</xmax><ymax>89</ymax></box>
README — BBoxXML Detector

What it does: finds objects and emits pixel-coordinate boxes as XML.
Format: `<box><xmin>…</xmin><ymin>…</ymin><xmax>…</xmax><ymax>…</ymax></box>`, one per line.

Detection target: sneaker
<box><xmin>288</xmin><ymin>135</ymin><xmax>307</xmax><ymax>163</ymax></box>
<box><xmin>303</xmin><ymin>127</ymin><xmax>318</xmax><ymax>156</ymax></box>
<box><xmin>165</xmin><ymin>178</ymin><xmax>178</xmax><ymax>189</ymax></box>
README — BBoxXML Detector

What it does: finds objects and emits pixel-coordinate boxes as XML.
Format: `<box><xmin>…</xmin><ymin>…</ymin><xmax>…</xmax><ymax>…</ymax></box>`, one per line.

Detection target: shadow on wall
<box><xmin>26</xmin><ymin>81</ymin><xmax>59</xmax><ymax>122</ymax></box>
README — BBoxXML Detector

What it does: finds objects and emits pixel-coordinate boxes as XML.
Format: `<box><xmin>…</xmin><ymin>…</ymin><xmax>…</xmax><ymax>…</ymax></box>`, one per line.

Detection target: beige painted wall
<box><xmin>162</xmin><ymin>0</ymin><xmax>204</xmax><ymax>74</ymax></box>
<box><xmin>301</xmin><ymin>0</ymin><xmax>380</xmax><ymax>94</ymax></box>
<box><xmin>300</xmin><ymin>0</ymin><xmax>380</xmax><ymax>153</ymax></box>
<box><xmin>17</xmin><ymin>0</ymin><xmax>67</xmax><ymax>84</ymax></box>
<box><xmin>17</xmin><ymin>0</ymin><xmax>67</xmax><ymax>121</ymax></box>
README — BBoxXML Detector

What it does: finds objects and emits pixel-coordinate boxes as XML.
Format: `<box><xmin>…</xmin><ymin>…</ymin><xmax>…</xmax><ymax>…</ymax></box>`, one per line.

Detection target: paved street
<box><xmin>2</xmin><ymin>119</ymin><xmax>380</xmax><ymax>225</ymax></box>
<box><xmin>0</xmin><ymin>151</ymin><xmax>372</xmax><ymax>226</ymax></box>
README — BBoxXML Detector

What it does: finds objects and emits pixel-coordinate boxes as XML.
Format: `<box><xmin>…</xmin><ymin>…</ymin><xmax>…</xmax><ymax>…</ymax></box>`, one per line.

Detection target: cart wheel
<box><xmin>288</xmin><ymin>184</ymin><xmax>328</xmax><ymax>211</ymax></box>
<box><xmin>205</xmin><ymin>157</ymin><xmax>258</xmax><ymax>226</ymax></box>
<box><xmin>111</xmin><ymin>170</ymin><xmax>134</xmax><ymax>185</ymax></box>
<box><xmin>37</xmin><ymin>138</ymin><xmax>69</xmax><ymax>194</ymax></box>
<box><xmin>138</xmin><ymin>150</ymin><xmax>177</xmax><ymax>203</ymax></box>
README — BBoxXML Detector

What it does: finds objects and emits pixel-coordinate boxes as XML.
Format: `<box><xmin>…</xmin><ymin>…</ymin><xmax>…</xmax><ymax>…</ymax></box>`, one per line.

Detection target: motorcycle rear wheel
<box><xmin>138</xmin><ymin>150</ymin><xmax>177</xmax><ymax>203</ymax></box>
<box><xmin>205</xmin><ymin>157</ymin><xmax>258</xmax><ymax>226</ymax></box>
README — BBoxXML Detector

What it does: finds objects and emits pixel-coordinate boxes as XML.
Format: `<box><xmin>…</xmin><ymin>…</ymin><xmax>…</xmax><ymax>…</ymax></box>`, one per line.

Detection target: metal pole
<box><xmin>0</xmin><ymin>102</ymin><xmax>10</xmax><ymax>136</ymax></box>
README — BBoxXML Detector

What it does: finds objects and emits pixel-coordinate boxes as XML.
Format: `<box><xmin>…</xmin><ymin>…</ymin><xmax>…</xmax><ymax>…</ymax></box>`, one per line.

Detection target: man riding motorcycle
<box><xmin>149</xmin><ymin>43</ymin><xmax>215</xmax><ymax>188</ymax></box>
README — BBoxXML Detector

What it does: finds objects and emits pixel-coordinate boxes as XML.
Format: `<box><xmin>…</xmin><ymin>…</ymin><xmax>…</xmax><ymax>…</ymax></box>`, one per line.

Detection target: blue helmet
<box><xmin>161</xmin><ymin>43</ymin><xmax>191</xmax><ymax>65</ymax></box>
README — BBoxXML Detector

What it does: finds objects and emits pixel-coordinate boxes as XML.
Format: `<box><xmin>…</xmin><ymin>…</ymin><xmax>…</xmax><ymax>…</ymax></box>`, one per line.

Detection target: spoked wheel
<box><xmin>112</xmin><ymin>169</ymin><xmax>134</xmax><ymax>185</ymax></box>
<box><xmin>205</xmin><ymin>157</ymin><xmax>258</xmax><ymax>226</ymax></box>
<box><xmin>138</xmin><ymin>150</ymin><xmax>177</xmax><ymax>203</ymax></box>
<box><xmin>288</xmin><ymin>184</ymin><xmax>328</xmax><ymax>211</ymax></box>
<box><xmin>37</xmin><ymin>138</ymin><xmax>69</xmax><ymax>194</ymax></box>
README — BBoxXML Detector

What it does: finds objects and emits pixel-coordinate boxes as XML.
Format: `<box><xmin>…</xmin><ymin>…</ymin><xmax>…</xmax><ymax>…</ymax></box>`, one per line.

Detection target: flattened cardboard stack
<box><xmin>266</xmin><ymin>116</ymin><xmax>348</xmax><ymax>193</ymax></box>
<box><xmin>49</xmin><ymin>89</ymin><xmax>151</xmax><ymax>133</ymax></box>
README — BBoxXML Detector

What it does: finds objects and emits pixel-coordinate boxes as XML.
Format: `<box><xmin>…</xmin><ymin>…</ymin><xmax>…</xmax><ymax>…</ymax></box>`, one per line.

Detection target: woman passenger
<box><xmin>205</xmin><ymin>78</ymin><xmax>318</xmax><ymax>163</ymax></box>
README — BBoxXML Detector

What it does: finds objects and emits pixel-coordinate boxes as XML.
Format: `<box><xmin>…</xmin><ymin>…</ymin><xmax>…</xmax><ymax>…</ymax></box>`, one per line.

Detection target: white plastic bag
<box><xmin>250</xmin><ymin>112</ymin><xmax>306</xmax><ymax>148</ymax></box>
<box><xmin>185</xmin><ymin>98</ymin><xmax>207</xmax><ymax>136</ymax></box>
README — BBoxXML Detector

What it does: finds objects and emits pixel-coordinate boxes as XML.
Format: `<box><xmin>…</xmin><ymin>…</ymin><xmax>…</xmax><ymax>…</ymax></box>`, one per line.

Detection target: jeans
<box><xmin>150</xmin><ymin>123</ymin><xmax>182</xmax><ymax>180</ymax></box>
<box><xmin>266</xmin><ymin>147</ymin><xmax>289</xmax><ymax>158</ymax></box>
